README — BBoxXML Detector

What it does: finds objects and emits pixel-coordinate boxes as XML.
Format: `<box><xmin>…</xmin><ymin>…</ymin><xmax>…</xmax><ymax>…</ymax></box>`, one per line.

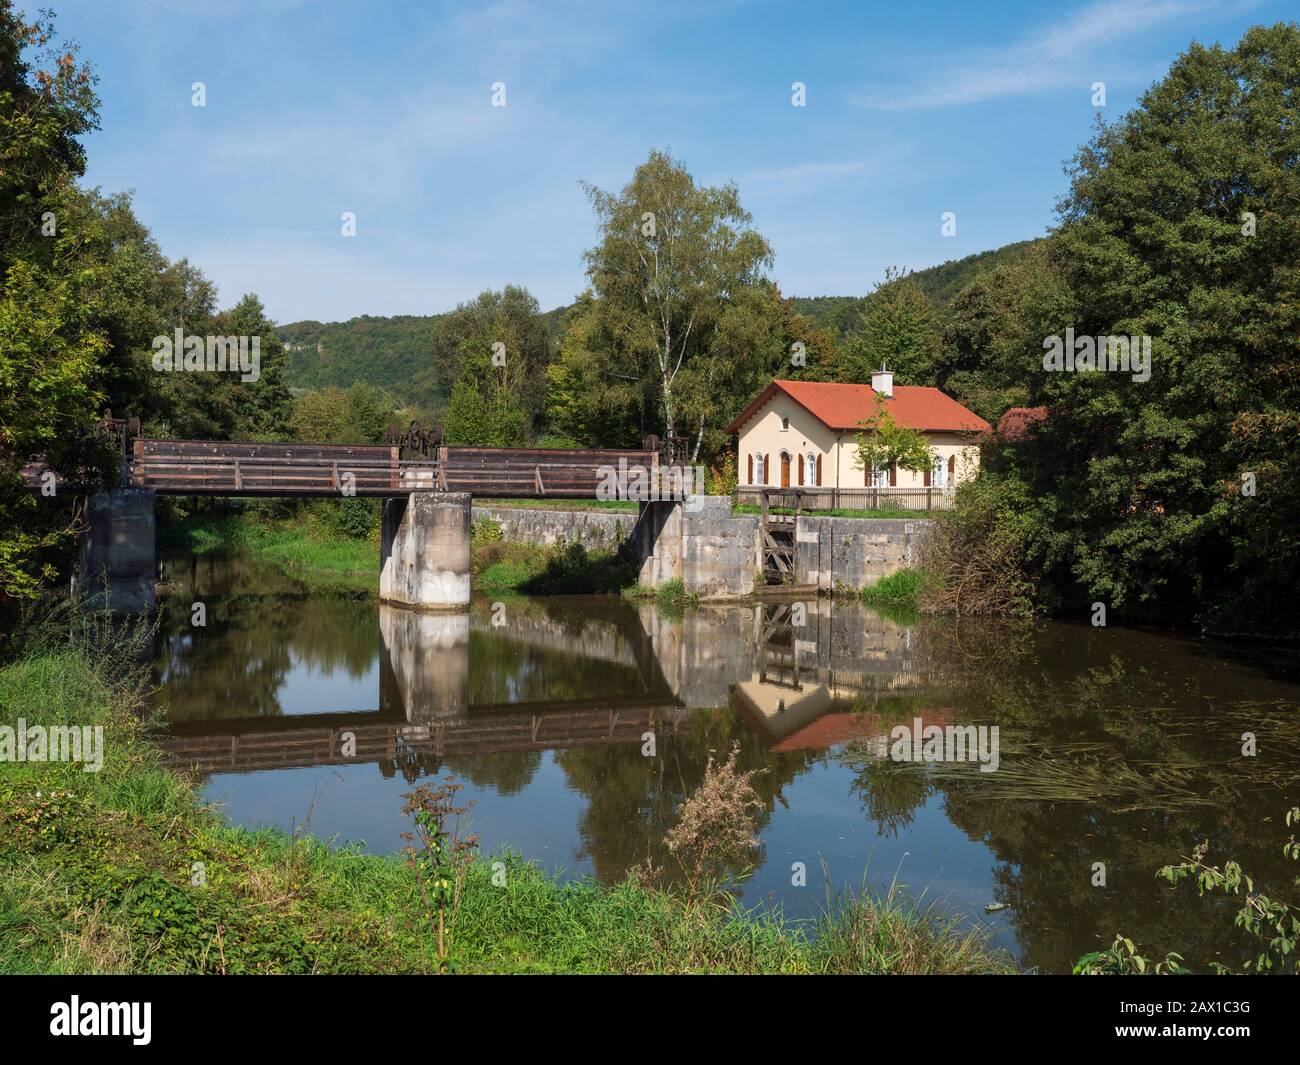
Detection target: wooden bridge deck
<box><xmin>25</xmin><ymin>439</ymin><xmax>659</xmax><ymax>499</ymax></box>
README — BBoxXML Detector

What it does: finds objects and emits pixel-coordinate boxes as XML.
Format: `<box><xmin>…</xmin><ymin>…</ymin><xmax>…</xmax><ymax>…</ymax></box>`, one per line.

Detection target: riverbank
<box><xmin>0</xmin><ymin>616</ymin><xmax>1012</xmax><ymax>975</ymax></box>
<box><xmin>163</xmin><ymin>513</ymin><xmax>379</xmax><ymax>591</ymax></box>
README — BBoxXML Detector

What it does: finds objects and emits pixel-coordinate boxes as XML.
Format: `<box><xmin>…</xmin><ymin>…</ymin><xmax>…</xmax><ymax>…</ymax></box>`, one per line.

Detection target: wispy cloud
<box><xmin>852</xmin><ymin>0</ymin><xmax>1225</xmax><ymax>110</ymax></box>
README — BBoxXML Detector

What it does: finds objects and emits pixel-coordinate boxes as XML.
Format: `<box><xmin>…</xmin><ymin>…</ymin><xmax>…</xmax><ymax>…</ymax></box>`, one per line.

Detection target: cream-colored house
<box><xmin>725</xmin><ymin>371</ymin><xmax>988</xmax><ymax>506</ymax></box>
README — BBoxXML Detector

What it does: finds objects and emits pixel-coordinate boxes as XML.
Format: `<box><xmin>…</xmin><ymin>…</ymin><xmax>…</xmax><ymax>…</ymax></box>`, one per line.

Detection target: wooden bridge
<box><xmin>25</xmin><ymin>438</ymin><xmax>659</xmax><ymax>499</ymax></box>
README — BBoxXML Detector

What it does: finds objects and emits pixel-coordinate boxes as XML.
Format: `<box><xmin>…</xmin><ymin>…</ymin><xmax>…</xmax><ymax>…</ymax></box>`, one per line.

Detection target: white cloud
<box><xmin>852</xmin><ymin>0</ymin><xmax>1225</xmax><ymax>110</ymax></box>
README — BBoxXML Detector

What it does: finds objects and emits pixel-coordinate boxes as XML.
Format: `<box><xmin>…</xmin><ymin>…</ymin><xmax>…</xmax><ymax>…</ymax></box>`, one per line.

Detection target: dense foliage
<box><xmin>965</xmin><ymin>22</ymin><xmax>1300</xmax><ymax>631</ymax></box>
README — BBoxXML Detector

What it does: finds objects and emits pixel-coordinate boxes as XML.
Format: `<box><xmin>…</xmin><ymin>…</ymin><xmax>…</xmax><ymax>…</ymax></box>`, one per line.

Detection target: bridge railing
<box><xmin>131</xmin><ymin>440</ymin><xmax>411</xmax><ymax>496</ymax></box>
<box><xmin>125</xmin><ymin>439</ymin><xmax>660</xmax><ymax>498</ymax></box>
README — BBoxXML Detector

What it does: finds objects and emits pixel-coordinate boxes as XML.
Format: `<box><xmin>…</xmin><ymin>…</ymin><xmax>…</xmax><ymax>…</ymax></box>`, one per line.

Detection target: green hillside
<box><xmin>280</xmin><ymin>239</ymin><xmax>1045</xmax><ymax>393</ymax></box>
<box><xmin>790</xmin><ymin>238</ymin><xmax>1045</xmax><ymax>337</ymax></box>
<box><xmin>280</xmin><ymin>314</ymin><xmax>442</xmax><ymax>396</ymax></box>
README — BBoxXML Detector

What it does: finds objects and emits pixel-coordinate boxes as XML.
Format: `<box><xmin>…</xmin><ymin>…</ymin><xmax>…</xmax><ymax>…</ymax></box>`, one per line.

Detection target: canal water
<box><xmin>153</xmin><ymin>553</ymin><xmax>1300</xmax><ymax>973</ymax></box>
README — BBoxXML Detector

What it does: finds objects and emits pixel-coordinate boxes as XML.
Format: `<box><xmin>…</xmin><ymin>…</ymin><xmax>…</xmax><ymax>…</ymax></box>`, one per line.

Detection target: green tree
<box><xmin>0</xmin><ymin>3</ymin><xmax>107</xmax><ymax>599</ymax></box>
<box><xmin>1011</xmin><ymin>22</ymin><xmax>1300</xmax><ymax>628</ymax></box>
<box><xmin>425</xmin><ymin>286</ymin><xmax>550</xmax><ymax>440</ymax></box>
<box><xmin>844</xmin><ymin>268</ymin><xmax>941</xmax><ymax>386</ymax></box>
<box><xmin>854</xmin><ymin>392</ymin><xmax>934</xmax><ymax>481</ymax></box>
<box><xmin>443</xmin><ymin>377</ymin><xmax>527</xmax><ymax>447</ymax></box>
<box><xmin>291</xmin><ymin>383</ymin><xmax>396</xmax><ymax>445</ymax></box>
<box><xmin>579</xmin><ymin>149</ymin><xmax>773</xmax><ymax>455</ymax></box>
<box><xmin>936</xmin><ymin>245</ymin><xmax>1071</xmax><ymax>423</ymax></box>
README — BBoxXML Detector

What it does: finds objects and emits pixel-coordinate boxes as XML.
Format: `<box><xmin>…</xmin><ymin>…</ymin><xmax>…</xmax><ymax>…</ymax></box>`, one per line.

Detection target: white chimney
<box><xmin>871</xmin><ymin>365</ymin><xmax>893</xmax><ymax>398</ymax></box>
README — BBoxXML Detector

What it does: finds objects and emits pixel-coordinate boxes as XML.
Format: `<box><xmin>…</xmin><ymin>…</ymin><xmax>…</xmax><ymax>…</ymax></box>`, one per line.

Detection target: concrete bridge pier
<box><xmin>75</xmin><ymin>488</ymin><xmax>156</xmax><ymax>613</ymax></box>
<box><xmin>380</xmin><ymin>492</ymin><xmax>472</xmax><ymax>610</ymax></box>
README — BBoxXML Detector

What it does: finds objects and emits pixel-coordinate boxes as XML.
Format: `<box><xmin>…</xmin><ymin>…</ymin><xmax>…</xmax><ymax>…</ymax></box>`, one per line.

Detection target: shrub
<box><xmin>919</xmin><ymin>476</ymin><xmax>1036</xmax><ymax>617</ymax></box>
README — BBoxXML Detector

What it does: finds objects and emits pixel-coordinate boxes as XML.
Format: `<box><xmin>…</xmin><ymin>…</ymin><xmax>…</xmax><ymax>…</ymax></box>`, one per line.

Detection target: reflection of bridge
<box><xmin>158</xmin><ymin>701</ymin><xmax>686</xmax><ymax>775</ymax></box>
<box><xmin>158</xmin><ymin>599</ymin><xmax>933</xmax><ymax>777</ymax></box>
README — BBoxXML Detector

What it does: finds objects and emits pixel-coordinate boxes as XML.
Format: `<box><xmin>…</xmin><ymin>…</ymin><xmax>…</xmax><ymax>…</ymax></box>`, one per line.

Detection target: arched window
<box><xmin>754</xmin><ymin>453</ymin><xmax>765</xmax><ymax>485</ymax></box>
<box><xmin>931</xmin><ymin>451</ymin><xmax>947</xmax><ymax>488</ymax></box>
<box><xmin>804</xmin><ymin>452</ymin><xmax>816</xmax><ymax>486</ymax></box>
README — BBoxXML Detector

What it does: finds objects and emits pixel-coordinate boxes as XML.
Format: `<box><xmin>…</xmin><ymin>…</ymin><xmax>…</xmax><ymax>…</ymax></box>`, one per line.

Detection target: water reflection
<box><xmin>152</xmin><ymin>555</ymin><xmax>1300</xmax><ymax>973</ymax></box>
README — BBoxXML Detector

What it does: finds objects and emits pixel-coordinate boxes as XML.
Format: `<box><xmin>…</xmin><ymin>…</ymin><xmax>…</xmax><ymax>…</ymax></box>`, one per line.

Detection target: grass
<box><xmin>859</xmin><ymin>568</ymin><xmax>924</xmax><ymax>608</ymax></box>
<box><xmin>164</xmin><ymin>513</ymin><xmax>378</xmax><ymax>590</ymax></box>
<box><xmin>480</xmin><ymin>498</ymin><xmax>640</xmax><ymax>512</ymax></box>
<box><xmin>0</xmin><ymin>610</ymin><xmax>1013</xmax><ymax>975</ymax></box>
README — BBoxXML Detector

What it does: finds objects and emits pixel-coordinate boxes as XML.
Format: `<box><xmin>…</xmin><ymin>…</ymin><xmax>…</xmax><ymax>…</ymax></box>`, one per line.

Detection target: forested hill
<box><xmin>280</xmin><ymin>306</ymin><xmax>569</xmax><ymax>400</ymax></box>
<box><xmin>278</xmin><ymin>238</ymin><xmax>1045</xmax><ymax>395</ymax></box>
<box><xmin>788</xmin><ymin>238</ymin><xmax>1045</xmax><ymax>338</ymax></box>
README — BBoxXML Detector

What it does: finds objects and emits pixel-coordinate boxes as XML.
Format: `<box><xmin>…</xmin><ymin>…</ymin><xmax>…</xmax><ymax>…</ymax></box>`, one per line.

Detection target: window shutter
<box><xmin>816</xmin><ymin>455</ymin><xmax>822</xmax><ymax>486</ymax></box>
<box><xmin>765</xmin><ymin>454</ymin><xmax>770</xmax><ymax>485</ymax></box>
<box><xmin>923</xmin><ymin>464</ymin><xmax>931</xmax><ymax>487</ymax></box>
<box><xmin>889</xmin><ymin>462</ymin><xmax>897</xmax><ymax>487</ymax></box>
<box><xmin>798</xmin><ymin>455</ymin><xmax>804</xmax><ymax>485</ymax></box>
<box><xmin>747</xmin><ymin>454</ymin><xmax>753</xmax><ymax>484</ymax></box>
<box><xmin>948</xmin><ymin>454</ymin><xmax>955</xmax><ymax>482</ymax></box>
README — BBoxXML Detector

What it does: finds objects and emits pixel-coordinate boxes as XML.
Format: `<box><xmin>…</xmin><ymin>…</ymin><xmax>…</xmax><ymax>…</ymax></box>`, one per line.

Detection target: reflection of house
<box><xmin>732</xmin><ymin>602</ymin><xmax>947</xmax><ymax>752</ymax></box>
<box><xmin>725</xmin><ymin>370</ymin><xmax>989</xmax><ymax>490</ymax></box>
<box><xmin>734</xmin><ymin>676</ymin><xmax>953</xmax><ymax>753</ymax></box>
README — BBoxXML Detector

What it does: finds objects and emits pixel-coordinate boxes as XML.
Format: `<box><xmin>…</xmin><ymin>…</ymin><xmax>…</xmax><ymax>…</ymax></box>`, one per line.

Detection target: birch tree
<box><xmin>580</xmin><ymin>150</ymin><xmax>772</xmax><ymax>455</ymax></box>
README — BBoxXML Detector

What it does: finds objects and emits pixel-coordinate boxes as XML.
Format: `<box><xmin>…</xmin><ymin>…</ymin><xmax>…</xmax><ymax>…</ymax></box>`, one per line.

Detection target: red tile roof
<box><xmin>996</xmin><ymin>405</ymin><xmax>1048</xmax><ymax>442</ymax></box>
<box><xmin>724</xmin><ymin>379</ymin><xmax>991</xmax><ymax>435</ymax></box>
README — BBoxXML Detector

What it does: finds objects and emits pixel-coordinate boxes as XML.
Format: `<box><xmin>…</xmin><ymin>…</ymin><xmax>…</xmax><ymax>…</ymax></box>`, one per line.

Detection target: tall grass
<box><xmin>860</xmin><ymin>568</ymin><xmax>924</xmax><ymax>609</ymax></box>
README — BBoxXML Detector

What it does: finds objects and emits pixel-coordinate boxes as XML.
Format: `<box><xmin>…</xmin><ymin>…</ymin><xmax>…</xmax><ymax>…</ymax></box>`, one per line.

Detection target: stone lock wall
<box><xmin>793</xmin><ymin>516</ymin><xmax>930</xmax><ymax>593</ymax></box>
<box><xmin>471</xmin><ymin>504</ymin><xmax>634</xmax><ymax>552</ymax></box>
<box><xmin>473</xmin><ymin>498</ymin><xmax>929</xmax><ymax>601</ymax></box>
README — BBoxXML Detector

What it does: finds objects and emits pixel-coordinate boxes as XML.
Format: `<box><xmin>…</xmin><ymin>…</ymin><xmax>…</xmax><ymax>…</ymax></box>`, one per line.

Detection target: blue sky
<box><xmin>43</xmin><ymin>0</ymin><xmax>1288</xmax><ymax>323</ymax></box>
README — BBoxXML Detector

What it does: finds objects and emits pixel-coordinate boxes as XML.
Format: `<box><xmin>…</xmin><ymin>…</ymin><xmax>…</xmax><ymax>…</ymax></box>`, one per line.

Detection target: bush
<box><xmin>919</xmin><ymin>476</ymin><xmax>1036</xmax><ymax>617</ymax></box>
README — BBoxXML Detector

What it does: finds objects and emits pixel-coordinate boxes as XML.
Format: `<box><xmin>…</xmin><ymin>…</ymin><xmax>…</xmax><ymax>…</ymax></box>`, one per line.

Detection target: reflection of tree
<box><xmin>468</xmin><ymin>631</ymin><xmax>647</xmax><ymax>706</ymax></box>
<box><xmin>842</xmin><ymin>756</ymin><xmax>931</xmax><ymax>837</ymax></box>
<box><xmin>443</xmin><ymin>752</ymin><xmax>542</xmax><ymax>796</ymax></box>
<box><xmin>556</xmin><ymin>705</ymin><xmax>820</xmax><ymax>892</ymax></box>
<box><xmin>154</xmin><ymin>581</ymin><xmax>379</xmax><ymax>722</ymax></box>
<box><xmin>881</xmin><ymin>618</ymin><xmax>1300</xmax><ymax>973</ymax></box>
